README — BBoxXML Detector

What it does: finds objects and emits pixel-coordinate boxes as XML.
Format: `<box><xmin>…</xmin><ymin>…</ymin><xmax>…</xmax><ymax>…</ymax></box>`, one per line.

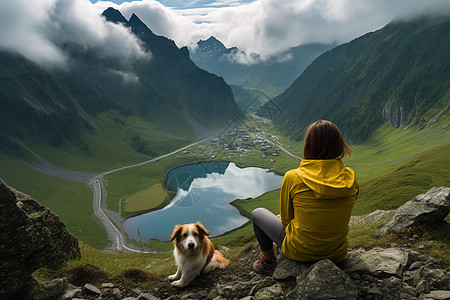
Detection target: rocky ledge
<box><xmin>57</xmin><ymin>245</ymin><xmax>449</xmax><ymax>300</ymax></box>
<box><xmin>1</xmin><ymin>179</ymin><xmax>449</xmax><ymax>300</ymax></box>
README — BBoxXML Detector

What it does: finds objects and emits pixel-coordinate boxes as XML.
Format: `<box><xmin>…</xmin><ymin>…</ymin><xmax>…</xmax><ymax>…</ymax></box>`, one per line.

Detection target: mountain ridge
<box><xmin>190</xmin><ymin>36</ymin><xmax>334</xmax><ymax>97</ymax></box>
<box><xmin>266</xmin><ymin>16</ymin><xmax>450</xmax><ymax>142</ymax></box>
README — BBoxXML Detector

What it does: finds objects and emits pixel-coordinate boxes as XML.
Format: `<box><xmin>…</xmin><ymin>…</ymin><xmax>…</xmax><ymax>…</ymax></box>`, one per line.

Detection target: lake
<box><xmin>123</xmin><ymin>161</ymin><xmax>283</xmax><ymax>242</ymax></box>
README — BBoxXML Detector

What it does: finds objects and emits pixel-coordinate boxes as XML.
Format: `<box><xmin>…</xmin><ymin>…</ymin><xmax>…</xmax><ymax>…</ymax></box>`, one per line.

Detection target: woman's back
<box><xmin>280</xmin><ymin>159</ymin><xmax>358</xmax><ymax>263</ymax></box>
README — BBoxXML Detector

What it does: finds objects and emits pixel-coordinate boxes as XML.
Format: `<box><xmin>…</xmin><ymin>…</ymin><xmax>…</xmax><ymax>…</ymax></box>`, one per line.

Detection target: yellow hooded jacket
<box><xmin>280</xmin><ymin>159</ymin><xmax>358</xmax><ymax>263</ymax></box>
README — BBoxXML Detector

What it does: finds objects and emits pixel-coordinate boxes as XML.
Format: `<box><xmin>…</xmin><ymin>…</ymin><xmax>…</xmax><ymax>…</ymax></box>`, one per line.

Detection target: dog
<box><xmin>168</xmin><ymin>221</ymin><xmax>229</xmax><ymax>287</ymax></box>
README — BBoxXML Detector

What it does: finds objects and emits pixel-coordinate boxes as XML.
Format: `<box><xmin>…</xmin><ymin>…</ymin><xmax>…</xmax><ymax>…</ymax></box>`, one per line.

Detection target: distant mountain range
<box><xmin>264</xmin><ymin>16</ymin><xmax>450</xmax><ymax>142</ymax></box>
<box><xmin>0</xmin><ymin>8</ymin><xmax>241</xmax><ymax>155</ymax></box>
<box><xmin>1</xmin><ymin>10</ymin><xmax>449</xmax><ymax>157</ymax></box>
<box><xmin>190</xmin><ymin>36</ymin><xmax>334</xmax><ymax>97</ymax></box>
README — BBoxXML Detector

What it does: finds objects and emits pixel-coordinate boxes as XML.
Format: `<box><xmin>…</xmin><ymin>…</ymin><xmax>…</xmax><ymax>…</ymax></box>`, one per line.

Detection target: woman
<box><xmin>252</xmin><ymin>120</ymin><xmax>359</xmax><ymax>273</ymax></box>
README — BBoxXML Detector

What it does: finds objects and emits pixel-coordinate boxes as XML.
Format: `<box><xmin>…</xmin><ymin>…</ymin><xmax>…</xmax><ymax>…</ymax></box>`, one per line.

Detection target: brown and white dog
<box><xmin>168</xmin><ymin>222</ymin><xmax>229</xmax><ymax>287</ymax></box>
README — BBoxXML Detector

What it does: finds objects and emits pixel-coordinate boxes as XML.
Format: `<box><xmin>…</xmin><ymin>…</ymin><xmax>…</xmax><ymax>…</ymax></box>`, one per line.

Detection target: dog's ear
<box><xmin>170</xmin><ymin>225</ymin><xmax>182</xmax><ymax>241</ymax></box>
<box><xmin>195</xmin><ymin>221</ymin><xmax>210</xmax><ymax>236</ymax></box>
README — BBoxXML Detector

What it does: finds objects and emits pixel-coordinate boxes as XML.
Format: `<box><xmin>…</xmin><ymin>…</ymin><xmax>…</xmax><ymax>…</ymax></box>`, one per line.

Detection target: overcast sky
<box><xmin>1</xmin><ymin>0</ymin><xmax>449</xmax><ymax>69</ymax></box>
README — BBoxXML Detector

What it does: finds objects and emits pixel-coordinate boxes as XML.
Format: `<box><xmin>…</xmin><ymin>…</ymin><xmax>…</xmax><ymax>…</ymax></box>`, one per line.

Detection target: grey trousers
<box><xmin>251</xmin><ymin>207</ymin><xmax>286</xmax><ymax>251</ymax></box>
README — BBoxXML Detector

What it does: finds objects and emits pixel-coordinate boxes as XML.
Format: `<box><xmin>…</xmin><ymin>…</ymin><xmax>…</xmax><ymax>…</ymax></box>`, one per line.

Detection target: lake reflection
<box><xmin>123</xmin><ymin>162</ymin><xmax>283</xmax><ymax>242</ymax></box>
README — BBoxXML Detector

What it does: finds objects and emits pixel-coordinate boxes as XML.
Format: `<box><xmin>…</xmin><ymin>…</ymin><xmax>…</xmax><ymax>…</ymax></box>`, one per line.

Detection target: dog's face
<box><xmin>170</xmin><ymin>222</ymin><xmax>210</xmax><ymax>253</ymax></box>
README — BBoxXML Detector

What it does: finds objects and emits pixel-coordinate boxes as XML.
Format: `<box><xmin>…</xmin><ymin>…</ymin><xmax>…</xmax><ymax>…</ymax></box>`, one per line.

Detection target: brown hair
<box><xmin>303</xmin><ymin>120</ymin><xmax>353</xmax><ymax>159</ymax></box>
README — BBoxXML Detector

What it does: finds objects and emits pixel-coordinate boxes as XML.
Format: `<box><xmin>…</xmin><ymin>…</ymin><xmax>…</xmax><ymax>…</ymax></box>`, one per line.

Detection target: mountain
<box><xmin>0</xmin><ymin>8</ymin><xmax>241</xmax><ymax>155</ymax></box>
<box><xmin>264</xmin><ymin>16</ymin><xmax>450</xmax><ymax>142</ymax></box>
<box><xmin>0</xmin><ymin>50</ymin><xmax>88</xmax><ymax>154</ymax></box>
<box><xmin>190</xmin><ymin>36</ymin><xmax>334</xmax><ymax>97</ymax></box>
<box><xmin>53</xmin><ymin>8</ymin><xmax>241</xmax><ymax>124</ymax></box>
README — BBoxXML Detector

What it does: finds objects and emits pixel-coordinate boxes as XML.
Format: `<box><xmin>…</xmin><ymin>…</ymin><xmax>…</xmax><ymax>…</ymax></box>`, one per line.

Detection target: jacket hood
<box><xmin>295</xmin><ymin>159</ymin><xmax>358</xmax><ymax>199</ymax></box>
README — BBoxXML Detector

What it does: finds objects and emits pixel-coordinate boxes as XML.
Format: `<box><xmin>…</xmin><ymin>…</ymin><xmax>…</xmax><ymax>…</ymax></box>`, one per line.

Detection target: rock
<box><xmin>342</xmin><ymin>247</ymin><xmax>410</xmax><ymax>277</ymax></box>
<box><xmin>367</xmin><ymin>286</ymin><xmax>383</xmax><ymax>296</ymax></box>
<box><xmin>209</xmin><ymin>281</ymin><xmax>252</xmax><ymax>299</ymax></box>
<box><xmin>379</xmin><ymin>187</ymin><xmax>450</xmax><ymax>234</ymax></box>
<box><xmin>272</xmin><ymin>253</ymin><xmax>311</xmax><ymax>281</ymax></box>
<box><xmin>137</xmin><ymin>293</ymin><xmax>160</xmax><ymax>300</ymax></box>
<box><xmin>414</xmin><ymin>267</ymin><xmax>450</xmax><ymax>290</ymax></box>
<box><xmin>101</xmin><ymin>287</ymin><xmax>123</xmax><ymax>299</ymax></box>
<box><xmin>254</xmin><ymin>283</ymin><xmax>283</xmax><ymax>299</ymax></box>
<box><xmin>250</xmin><ymin>276</ymin><xmax>277</xmax><ymax>295</ymax></box>
<box><xmin>61</xmin><ymin>284</ymin><xmax>84</xmax><ymax>300</ymax></box>
<box><xmin>13</xmin><ymin>276</ymin><xmax>68</xmax><ymax>300</ymax></box>
<box><xmin>295</xmin><ymin>259</ymin><xmax>358</xmax><ymax>300</ymax></box>
<box><xmin>419</xmin><ymin>290</ymin><xmax>450</xmax><ymax>300</ymax></box>
<box><xmin>0</xmin><ymin>179</ymin><xmax>80</xmax><ymax>300</ymax></box>
<box><xmin>84</xmin><ymin>283</ymin><xmax>101</xmax><ymax>296</ymax></box>
<box><xmin>350</xmin><ymin>209</ymin><xmax>393</xmax><ymax>227</ymax></box>
<box><xmin>181</xmin><ymin>290</ymin><xmax>208</xmax><ymax>299</ymax></box>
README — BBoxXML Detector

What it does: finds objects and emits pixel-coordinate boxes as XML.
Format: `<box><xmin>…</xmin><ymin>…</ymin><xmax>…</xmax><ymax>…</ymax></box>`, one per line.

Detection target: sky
<box><xmin>1</xmin><ymin>0</ymin><xmax>449</xmax><ymax>69</ymax></box>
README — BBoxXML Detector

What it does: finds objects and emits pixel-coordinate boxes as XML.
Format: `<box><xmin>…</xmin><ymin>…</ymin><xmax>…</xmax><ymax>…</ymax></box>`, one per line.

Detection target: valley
<box><xmin>1</xmin><ymin>111</ymin><xmax>448</xmax><ymax>253</ymax></box>
<box><xmin>0</xmin><ymin>9</ymin><xmax>448</xmax><ymax>255</ymax></box>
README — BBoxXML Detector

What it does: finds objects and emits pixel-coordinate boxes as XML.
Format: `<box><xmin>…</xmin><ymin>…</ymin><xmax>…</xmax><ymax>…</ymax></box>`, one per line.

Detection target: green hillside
<box><xmin>267</xmin><ymin>16</ymin><xmax>450</xmax><ymax>142</ymax></box>
<box><xmin>0</xmin><ymin>50</ymin><xmax>87</xmax><ymax>152</ymax></box>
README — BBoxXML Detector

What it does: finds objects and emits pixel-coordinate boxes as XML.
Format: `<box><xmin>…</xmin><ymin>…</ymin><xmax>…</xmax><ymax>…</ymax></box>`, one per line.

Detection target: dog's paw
<box><xmin>171</xmin><ymin>280</ymin><xmax>185</xmax><ymax>287</ymax></box>
<box><xmin>168</xmin><ymin>274</ymin><xmax>178</xmax><ymax>281</ymax></box>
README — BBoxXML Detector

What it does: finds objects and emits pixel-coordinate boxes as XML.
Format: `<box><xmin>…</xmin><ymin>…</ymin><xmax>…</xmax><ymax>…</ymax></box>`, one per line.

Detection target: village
<box><xmin>182</xmin><ymin>123</ymin><xmax>298</xmax><ymax>165</ymax></box>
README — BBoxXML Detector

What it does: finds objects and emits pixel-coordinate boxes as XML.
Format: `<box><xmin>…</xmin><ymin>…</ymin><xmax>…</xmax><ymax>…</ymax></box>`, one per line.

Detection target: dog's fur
<box><xmin>168</xmin><ymin>222</ymin><xmax>229</xmax><ymax>287</ymax></box>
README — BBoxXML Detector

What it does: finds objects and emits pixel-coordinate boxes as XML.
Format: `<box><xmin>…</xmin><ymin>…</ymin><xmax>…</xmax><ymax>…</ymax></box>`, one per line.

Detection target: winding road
<box><xmin>86</xmin><ymin>138</ymin><xmax>211</xmax><ymax>252</ymax></box>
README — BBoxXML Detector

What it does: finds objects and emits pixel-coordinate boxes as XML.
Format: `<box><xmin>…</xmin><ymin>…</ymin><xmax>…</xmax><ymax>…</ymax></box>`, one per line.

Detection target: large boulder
<box><xmin>0</xmin><ymin>179</ymin><xmax>81</xmax><ymax>300</ymax></box>
<box><xmin>379</xmin><ymin>187</ymin><xmax>450</xmax><ymax>235</ymax></box>
<box><xmin>342</xmin><ymin>247</ymin><xmax>410</xmax><ymax>277</ymax></box>
<box><xmin>294</xmin><ymin>259</ymin><xmax>357</xmax><ymax>300</ymax></box>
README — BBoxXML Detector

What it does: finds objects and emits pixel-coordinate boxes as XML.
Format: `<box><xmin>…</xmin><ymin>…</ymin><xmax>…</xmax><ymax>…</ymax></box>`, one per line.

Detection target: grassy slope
<box><xmin>0</xmin><ymin>110</ymin><xmax>197</xmax><ymax>249</ymax></box>
<box><xmin>0</xmin><ymin>156</ymin><xmax>108</xmax><ymax>246</ymax></box>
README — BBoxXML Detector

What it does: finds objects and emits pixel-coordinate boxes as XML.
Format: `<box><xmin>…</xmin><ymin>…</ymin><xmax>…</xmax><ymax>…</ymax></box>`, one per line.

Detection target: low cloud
<box><xmin>109</xmin><ymin>69</ymin><xmax>140</xmax><ymax>84</ymax></box>
<box><xmin>187</xmin><ymin>0</ymin><xmax>450</xmax><ymax>58</ymax></box>
<box><xmin>94</xmin><ymin>0</ymin><xmax>450</xmax><ymax>61</ymax></box>
<box><xmin>0</xmin><ymin>0</ymin><xmax>149</xmax><ymax>69</ymax></box>
<box><xmin>2</xmin><ymin>0</ymin><xmax>449</xmax><ymax>68</ymax></box>
<box><xmin>225</xmin><ymin>50</ymin><xmax>262</xmax><ymax>65</ymax></box>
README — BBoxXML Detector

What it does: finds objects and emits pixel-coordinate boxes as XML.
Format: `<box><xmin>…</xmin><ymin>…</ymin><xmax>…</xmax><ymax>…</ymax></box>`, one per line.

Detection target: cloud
<box><xmin>109</xmin><ymin>69</ymin><xmax>140</xmax><ymax>84</ymax></box>
<box><xmin>3</xmin><ymin>0</ymin><xmax>449</xmax><ymax>68</ymax></box>
<box><xmin>92</xmin><ymin>0</ymin><xmax>450</xmax><ymax>61</ymax></box>
<box><xmin>182</xmin><ymin>0</ymin><xmax>450</xmax><ymax>58</ymax></box>
<box><xmin>0</xmin><ymin>0</ymin><xmax>149</xmax><ymax>69</ymax></box>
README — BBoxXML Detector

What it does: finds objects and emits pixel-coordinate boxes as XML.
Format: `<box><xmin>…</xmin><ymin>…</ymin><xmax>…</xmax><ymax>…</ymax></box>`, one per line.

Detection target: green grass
<box><xmin>124</xmin><ymin>183</ymin><xmax>167</xmax><ymax>213</ymax></box>
<box><xmin>104</xmin><ymin>153</ymin><xmax>200</xmax><ymax>213</ymax></box>
<box><xmin>0</xmin><ymin>155</ymin><xmax>108</xmax><ymax>248</ymax></box>
<box><xmin>34</xmin><ymin>240</ymin><xmax>243</xmax><ymax>284</ymax></box>
<box><xmin>353</xmin><ymin>143</ymin><xmax>450</xmax><ymax>215</ymax></box>
<box><xmin>35</xmin><ymin>242</ymin><xmax>175</xmax><ymax>283</ymax></box>
<box><xmin>19</xmin><ymin>110</ymin><xmax>197</xmax><ymax>173</ymax></box>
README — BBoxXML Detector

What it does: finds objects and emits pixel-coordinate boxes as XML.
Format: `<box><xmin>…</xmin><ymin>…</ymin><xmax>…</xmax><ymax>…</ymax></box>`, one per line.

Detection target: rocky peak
<box><xmin>197</xmin><ymin>36</ymin><xmax>228</xmax><ymax>54</ymax></box>
<box><xmin>128</xmin><ymin>13</ymin><xmax>153</xmax><ymax>35</ymax></box>
<box><xmin>101</xmin><ymin>7</ymin><xmax>127</xmax><ymax>25</ymax></box>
